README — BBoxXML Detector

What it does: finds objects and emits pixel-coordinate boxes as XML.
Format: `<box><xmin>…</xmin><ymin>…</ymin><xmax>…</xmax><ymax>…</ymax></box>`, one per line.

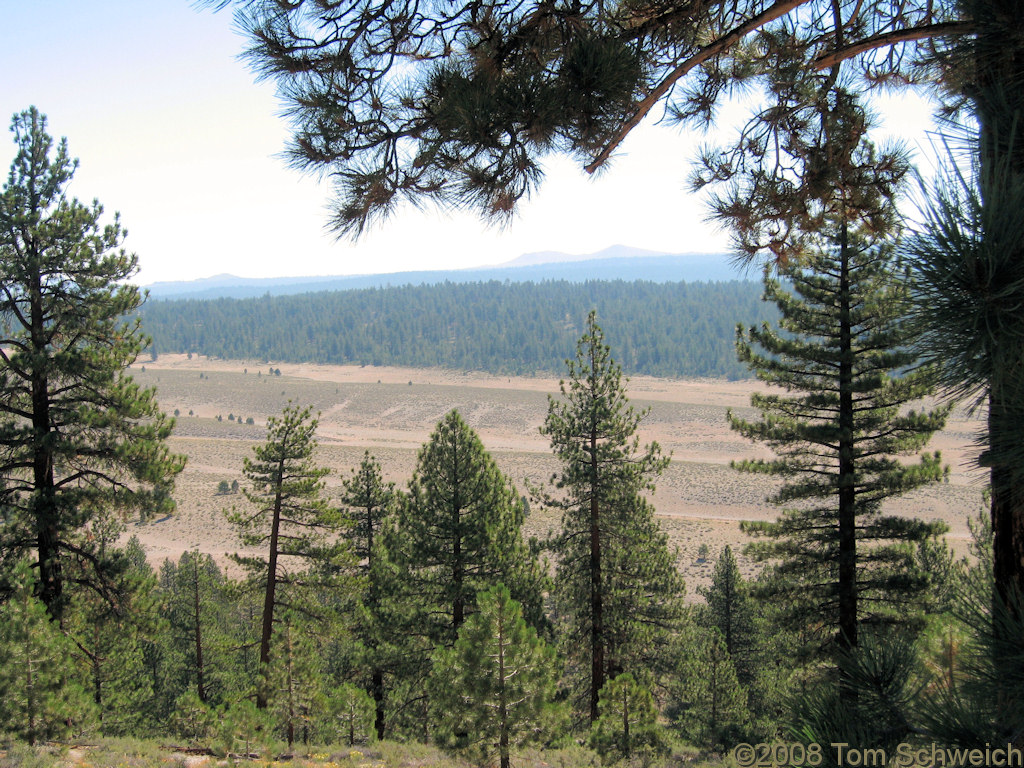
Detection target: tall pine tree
<box><xmin>227</xmin><ymin>403</ymin><xmax>355</xmax><ymax>709</ymax></box>
<box><xmin>0</xmin><ymin>561</ymin><xmax>95</xmax><ymax>743</ymax></box>
<box><xmin>731</xmin><ymin>221</ymin><xmax>950</xmax><ymax>670</ymax></box>
<box><xmin>0</xmin><ymin>107</ymin><xmax>184</xmax><ymax>618</ymax></box>
<box><xmin>339</xmin><ymin>451</ymin><xmax>397</xmax><ymax>739</ymax></box>
<box><xmin>544</xmin><ymin>311</ymin><xmax>685</xmax><ymax>723</ymax></box>
<box><xmin>380</xmin><ymin>410</ymin><xmax>546</xmax><ymax>736</ymax></box>
<box><xmin>391</xmin><ymin>409</ymin><xmax>544</xmax><ymax>649</ymax></box>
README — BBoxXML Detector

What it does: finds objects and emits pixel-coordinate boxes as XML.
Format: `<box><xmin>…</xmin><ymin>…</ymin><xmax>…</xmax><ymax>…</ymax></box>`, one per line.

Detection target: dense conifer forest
<box><xmin>139</xmin><ymin>279</ymin><xmax>770</xmax><ymax>379</ymax></box>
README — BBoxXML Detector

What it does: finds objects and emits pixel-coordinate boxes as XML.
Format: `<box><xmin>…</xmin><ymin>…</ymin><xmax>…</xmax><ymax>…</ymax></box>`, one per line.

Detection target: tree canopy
<box><xmin>0</xmin><ymin>107</ymin><xmax>184</xmax><ymax>617</ymax></box>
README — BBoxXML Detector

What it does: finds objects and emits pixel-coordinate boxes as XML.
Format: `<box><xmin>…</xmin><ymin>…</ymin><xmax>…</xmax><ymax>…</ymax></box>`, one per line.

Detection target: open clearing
<box><xmin>127</xmin><ymin>355</ymin><xmax>986</xmax><ymax>597</ymax></box>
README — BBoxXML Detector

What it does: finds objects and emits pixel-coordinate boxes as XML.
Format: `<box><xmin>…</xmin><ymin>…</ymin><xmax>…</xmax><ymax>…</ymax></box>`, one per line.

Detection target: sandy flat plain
<box><xmin>125</xmin><ymin>354</ymin><xmax>987</xmax><ymax>597</ymax></box>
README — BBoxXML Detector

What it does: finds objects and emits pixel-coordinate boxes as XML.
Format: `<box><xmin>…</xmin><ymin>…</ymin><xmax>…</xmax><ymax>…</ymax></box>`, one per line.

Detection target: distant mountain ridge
<box><xmin>498</xmin><ymin>244</ymin><xmax>671</xmax><ymax>267</ymax></box>
<box><xmin>143</xmin><ymin>246</ymin><xmax>739</xmax><ymax>300</ymax></box>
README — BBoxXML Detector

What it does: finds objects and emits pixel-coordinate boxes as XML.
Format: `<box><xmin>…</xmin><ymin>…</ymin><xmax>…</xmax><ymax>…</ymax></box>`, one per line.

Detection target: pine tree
<box><xmin>57</xmin><ymin>526</ymin><xmax>162</xmax><ymax>736</ymax></box>
<box><xmin>227</xmin><ymin>403</ymin><xmax>355</xmax><ymax>709</ymax></box>
<box><xmin>430</xmin><ymin>584</ymin><xmax>560</xmax><ymax>768</ymax></box>
<box><xmin>697</xmin><ymin>547</ymin><xmax>788</xmax><ymax>738</ymax></box>
<box><xmin>158</xmin><ymin>550</ymin><xmax>233</xmax><ymax>708</ymax></box>
<box><xmin>672</xmin><ymin>628</ymin><xmax>748</xmax><ymax>750</ymax></box>
<box><xmin>339</xmin><ymin>451</ymin><xmax>397</xmax><ymax>739</ymax></box>
<box><xmin>341</xmin><ymin>451</ymin><xmax>395</xmax><ymax>575</ymax></box>
<box><xmin>268</xmin><ymin>612</ymin><xmax>327</xmax><ymax>749</ymax></box>
<box><xmin>0</xmin><ymin>107</ymin><xmax>184</xmax><ymax>618</ymax></box>
<box><xmin>698</xmin><ymin>546</ymin><xmax>757</xmax><ymax>685</ymax></box>
<box><xmin>377</xmin><ymin>411</ymin><xmax>545</xmax><ymax>738</ymax></box>
<box><xmin>730</xmin><ymin>222</ymin><xmax>950</xmax><ymax>670</ymax></box>
<box><xmin>325</xmin><ymin>683</ymin><xmax>376</xmax><ymax>746</ymax></box>
<box><xmin>0</xmin><ymin>561</ymin><xmax>95</xmax><ymax>744</ymax></box>
<box><xmin>391</xmin><ymin>410</ymin><xmax>544</xmax><ymax>649</ymax></box>
<box><xmin>543</xmin><ymin>311</ymin><xmax>685</xmax><ymax>722</ymax></box>
<box><xmin>589</xmin><ymin>672</ymin><xmax>667</xmax><ymax>762</ymax></box>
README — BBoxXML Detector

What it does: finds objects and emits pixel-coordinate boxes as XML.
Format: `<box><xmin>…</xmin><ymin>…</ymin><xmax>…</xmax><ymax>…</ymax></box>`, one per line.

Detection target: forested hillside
<box><xmin>139</xmin><ymin>279</ymin><xmax>770</xmax><ymax>379</ymax></box>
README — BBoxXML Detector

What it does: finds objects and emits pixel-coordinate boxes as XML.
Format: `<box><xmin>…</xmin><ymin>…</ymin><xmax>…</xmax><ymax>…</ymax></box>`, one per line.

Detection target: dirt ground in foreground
<box><xmin>125</xmin><ymin>354</ymin><xmax>986</xmax><ymax>597</ymax></box>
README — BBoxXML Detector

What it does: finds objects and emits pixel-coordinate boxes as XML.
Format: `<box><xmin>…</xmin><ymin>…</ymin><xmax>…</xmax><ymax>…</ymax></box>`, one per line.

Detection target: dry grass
<box><xmin>125</xmin><ymin>355</ymin><xmax>986</xmax><ymax>597</ymax></box>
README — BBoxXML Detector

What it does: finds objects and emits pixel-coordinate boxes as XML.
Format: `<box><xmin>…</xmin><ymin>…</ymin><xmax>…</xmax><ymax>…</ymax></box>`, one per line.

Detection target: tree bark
<box><xmin>836</xmin><ymin>222</ymin><xmax>859</xmax><ymax>665</ymax></box>
<box><xmin>589</xmin><ymin>350</ymin><xmax>605</xmax><ymax>724</ymax></box>
<box><xmin>193</xmin><ymin>556</ymin><xmax>207</xmax><ymax>703</ymax></box>
<box><xmin>257</xmin><ymin>460</ymin><xmax>284</xmax><ymax>710</ymax></box>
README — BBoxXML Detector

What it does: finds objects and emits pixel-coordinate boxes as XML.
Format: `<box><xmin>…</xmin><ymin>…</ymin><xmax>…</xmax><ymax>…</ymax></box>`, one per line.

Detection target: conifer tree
<box><xmin>0</xmin><ymin>107</ymin><xmax>184</xmax><ymax>618</ymax></box>
<box><xmin>697</xmin><ymin>546</ymin><xmax>787</xmax><ymax>737</ymax></box>
<box><xmin>325</xmin><ymin>683</ymin><xmax>377</xmax><ymax>746</ymax></box>
<box><xmin>0</xmin><ymin>561</ymin><xmax>95</xmax><ymax>744</ymax></box>
<box><xmin>227</xmin><ymin>403</ymin><xmax>355</xmax><ymax>708</ymax></box>
<box><xmin>378</xmin><ymin>411</ymin><xmax>545</xmax><ymax>738</ymax></box>
<box><xmin>672</xmin><ymin>628</ymin><xmax>748</xmax><ymax>749</ymax></box>
<box><xmin>589</xmin><ymin>672</ymin><xmax>667</xmax><ymax>761</ymax></box>
<box><xmin>269</xmin><ymin>612</ymin><xmax>327</xmax><ymax>749</ymax></box>
<box><xmin>543</xmin><ymin>311</ymin><xmax>685</xmax><ymax>722</ymax></box>
<box><xmin>159</xmin><ymin>550</ymin><xmax>233</xmax><ymax>707</ymax></box>
<box><xmin>730</xmin><ymin>222</ymin><xmax>950</xmax><ymax>667</ymax></box>
<box><xmin>339</xmin><ymin>451</ymin><xmax>397</xmax><ymax>739</ymax></box>
<box><xmin>170</xmin><ymin>689</ymin><xmax>217</xmax><ymax>744</ymax></box>
<box><xmin>430</xmin><ymin>584</ymin><xmax>559</xmax><ymax>768</ymax></box>
<box><xmin>392</xmin><ymin>410</ymin><xmax>544</xmax><ymax>648</ymax></box>
<box><xmin>698</xmin><ymin>546</ymin><xmax>757</xmax><ymax>684</ymax></box>
<box><xmin>61</xmin><ymin>527</ymin><xmax>160</xmax><ymax>736</ymax></box>
<box><xmin>341</xmin><ymin>451</ymin><xmax>395</xmax><ymax>576</ymax></box>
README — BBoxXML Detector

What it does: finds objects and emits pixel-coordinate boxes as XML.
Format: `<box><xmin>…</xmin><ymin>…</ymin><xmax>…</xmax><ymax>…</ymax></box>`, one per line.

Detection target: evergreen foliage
<box><xmin>227</xmin><ymin>403</ymin><xmax>356</xmax><ymax>708</ymax></box>
<box><xmin>907</xmin><ymin>122</ymin><xmax>1024</xmax><ymax>618</ymax></box>
<box><xmin>339</xmin><ymin>451</ymin><xmax>397</xmax><ymax>739</ymax></box>
<box><xmin>157</xmin><ymin>551</ymin><xmax>234</xmax><ymax>709</ymax></box>
<box><xmin>374</xmin><ymin>411</ymin><xmax>546</xmax><ymax>739</ymax></box>
<box><xmin>138</xmin><ymin>279</ymin><xmax>770</xmax><ymax>380</ymax></box>
<box><xmin>0</xmin><ymin>107</ymin><xmax>184</xmax><ymax>617</ymax></box>
<box><xmin>915</xmin><ymin>516</ymin><xmax>1024</xmax><ymax>747</ymax></box>
<box><xmin>430</xmin><ymin>584</ymin><xmax>560</xmax><ymax>768</ymax></box>
<box><xmin>64</xmin><ymin>528</ymin><xmax>159</xmax><ymax>736</ymax></box>
<box><xmin>543</xmin><ymin>312</ymin><xmax>685</xmax><ymax>722</ymax></box>
<box><xmin>204</xmin><ymin>0</ymin><xmax>960</xmax><ymax>237</ymax></box>
<box><xmin>731</xmin><ymin>230</ymin><xmax>950</xmax><ymax>668</ymax></box>
<box><xmin>391</xmin><ymin>410</ymin><xmax>545</xmax><ymax>649</ymax></box>
<box><xmin>0</xmin><ymin>561</ymin><xmax>95</xmax><ymax>744</ymax></box>
<box><xmin>698</xmin><ymin>546</ymin><xmax>757</xmax><ymax>685</ymax></box>
<box><xmin>672</xmin><ymin>627</ymin><xmax>749</xmax><ymax>750</ymax></box>
<box><xmin>341</xmin><ymin>451</ymin><xmax>396</xmax><ymax>582</ymax></box>
<box><xmin>169</xmin><ymin>689</ymin><xmax>217</xmax><ymax>744</ymax></box>
<box><xmin>589</xmin><ymin>673</ymin><xmax>667</xmax><ymax>762</ymax></box>
<box><xmin>325</xmin><ymin>683</ymin><xmax>377</xmax><ymax>746</ymax></box>
<box><xmin>268</xmin><ymin>612</ymin><xmax>327</xmax><ymax>748</ymax></box>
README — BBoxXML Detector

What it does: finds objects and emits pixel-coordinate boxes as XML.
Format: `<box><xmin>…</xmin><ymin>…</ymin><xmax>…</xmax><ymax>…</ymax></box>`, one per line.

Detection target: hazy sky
<box><xmin>3</xmin><ymin>1</ymin><xmax>939</xmax><ymax>285</ymax></box>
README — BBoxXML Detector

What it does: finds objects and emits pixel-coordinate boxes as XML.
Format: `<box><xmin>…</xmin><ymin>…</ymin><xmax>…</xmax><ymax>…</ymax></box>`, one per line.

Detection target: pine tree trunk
<box><xmin>975</xmin><ymin>0</ymin><xmax>1024</xmax><ymax>624</ymax></box>
<box><xmin>193</xmin><ymin>556</ymin><xmax>207</xmax><ymax>703</ymax></box>
<box><xmin>30</xmin><ymin>271</ymin><xmax>62</xmax><ymax>618</ymax></box>
<box><xmin>590</xmin><ymin>420</ymin><xmax>604</xmax><ymax>723</ymax></box>
<box><xmin>836</xmin><ymin>224</ymin><xmax>858</xmax><ymax>664</ymax></box>
<box><xmin>257</xmin><ymin>465</ymin><xmax>284</xmax><ymax>710</ymax></box>
<box><xmin>990</xmin><ymin>385</ymin><xmax>1024</xmax><ymax>612</ymax></box>
<box><xmin>372</xmin><ymin>667</ymin><xmax>386</xmax><ymax>740</ymax></box>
